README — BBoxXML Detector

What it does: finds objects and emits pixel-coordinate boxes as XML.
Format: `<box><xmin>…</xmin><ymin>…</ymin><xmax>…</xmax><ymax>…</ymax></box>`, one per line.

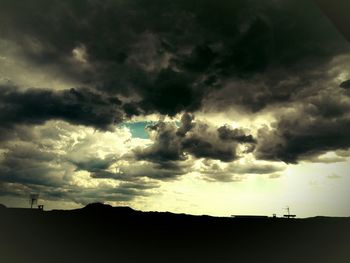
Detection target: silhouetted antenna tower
<box><xmin>29</xmin><ymin>194</ymin><xmax>39</xmax><ymax>209</ymax></box>
<box><xmin>283</xmin><ymin>206</ymin><xmax>296</xmax><ymax>218</ymax></box>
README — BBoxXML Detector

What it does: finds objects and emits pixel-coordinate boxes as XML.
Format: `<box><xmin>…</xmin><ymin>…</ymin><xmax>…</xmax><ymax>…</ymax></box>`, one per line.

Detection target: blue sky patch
<box><xmin>119</xmin><ymin>122</ymin><xmax>155</xmax><ymax>139</ymax></box>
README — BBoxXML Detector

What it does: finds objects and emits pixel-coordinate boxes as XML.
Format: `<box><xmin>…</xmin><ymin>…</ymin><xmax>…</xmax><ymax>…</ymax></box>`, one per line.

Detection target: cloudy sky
<box><xmin>0</xmin><ymin>0</ymin><xmax>349</xmax><ymax>217</ymax></box>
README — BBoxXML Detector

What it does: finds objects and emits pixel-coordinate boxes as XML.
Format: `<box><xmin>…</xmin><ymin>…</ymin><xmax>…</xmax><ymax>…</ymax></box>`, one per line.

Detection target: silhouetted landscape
<box><xmin>1</xmin><ymin>203</ymin><xmax>350</xmax><ymax>263</ymax></box>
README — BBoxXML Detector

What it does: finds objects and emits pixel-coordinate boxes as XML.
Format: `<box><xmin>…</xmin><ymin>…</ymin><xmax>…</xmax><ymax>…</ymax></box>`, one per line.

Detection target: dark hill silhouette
<box><xmin>83</xmin><ymin>202</ymin><xmax>113</xmax><ymax>210</ymax></box>
<box><xmin>0</xmin><ymin>204</ymin><xmax>349</xmax><ymax>263</ymax></box>
<box><xmin>81</xmin><ymin>202</ymin><xmax>137</xmax><ymax>214</ymax></box>
<box><xmin>0</xmin><ymin>203</ymin><xmax>6</xmax><ymax>209</ymax></box>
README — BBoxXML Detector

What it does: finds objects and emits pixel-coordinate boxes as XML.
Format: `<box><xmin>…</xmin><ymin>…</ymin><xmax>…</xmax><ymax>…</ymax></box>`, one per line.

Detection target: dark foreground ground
<box><xmin>1</xmin><ymin>203</ymin><xmax>350</xmax><ymax>263</ymax></box>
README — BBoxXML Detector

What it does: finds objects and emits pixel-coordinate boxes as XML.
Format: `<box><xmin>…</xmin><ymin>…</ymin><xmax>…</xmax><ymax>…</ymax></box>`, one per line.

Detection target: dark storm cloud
<box><xmin>255</xmin><ymin>88</ymin><xmax>350</xmax><ymax>163</ymax></box>
<box><xmin>182</xmin><ymin>135</ymin><xmax>238</xmax><ymax>162</ymax></box>
<box><xmin>256</xmin><ymin>118</ymin><xmax>350</xmax><ymax>163</ymax></box>
<box><xmin>340</xmin><ymin>79</ymin><xmax>350</xmax><ymax>89</ymax></box>
<box><xmin>1</xmin><ymin>0</ymin><xmax>348</xmax><ymax>118</ymax></box>
<box><xmin>218</xmin><ymin>125</ymin><xmax>256</xmax><ymax>144</ymax></box>
<box><xmin>314</xmin><ymin>0</ymin><xmax>350</xmax><ymax>42</ymax></box>
<box><xmin>0</xmin><ymin>85</ymin><xmax>123</xmax><ymax>130</ymax></box>
<box><xmin>84</xmin><ymin>156</ymin><xmax>188</xmax><ymax>181</ymax></box>
<box><xmin>176</xmin><ymin>113</ymin><xmax>195</xmax><ymax>137</ymax></box>
<box><xmin>135</xmin><ymin>114</ymin><xmax>256</xmax><ymax>163</ymax></box>
<box><xmin>182</xmin><ymin>123</ymin><xmax>256</xmax><ymax>161</ymax></box>
<box><xmin>135</xmin><ymin>121</ymin><xmax>186</xmax><ymax>163</ymax></box>
<box><xmin>115</xmin><ymin>162</ymin><xmax>189</xmax><ymax>180</ymax></box>
<box><xmin>136</xmin><ymin>68</ymin><xmax>202</xmax><ymax>116</ymax></box>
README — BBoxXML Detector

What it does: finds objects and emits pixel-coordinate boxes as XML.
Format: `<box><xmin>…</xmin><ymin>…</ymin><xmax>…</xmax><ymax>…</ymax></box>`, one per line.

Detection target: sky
<box><xmin>0</xmin><ymin>0</ymin><xmax>350</xmax><ymax>218</ymax></box>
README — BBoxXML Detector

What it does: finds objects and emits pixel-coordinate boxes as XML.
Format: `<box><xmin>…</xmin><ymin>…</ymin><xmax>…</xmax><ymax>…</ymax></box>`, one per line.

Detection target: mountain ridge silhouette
<box><xmin>1</xmin><ymin>202</ymin><xmax>349</xmax><ymax>263</ymax></box>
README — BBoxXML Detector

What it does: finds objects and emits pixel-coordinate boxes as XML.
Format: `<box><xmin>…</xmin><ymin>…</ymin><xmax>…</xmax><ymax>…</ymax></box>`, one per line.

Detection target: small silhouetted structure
<box><xmin>283</xmin><ymin>206</ymin><xmax>296</xmax><ymax>218</ymax></box>
<box><xmin>29</xmin><ymin>194</ymin><xmax>39</xmax><ymax>209</ymax></box>
<box><xmin>38</xmin><ymin>205</ymin><xmax>44</xmax><ymax>211</ymax></box>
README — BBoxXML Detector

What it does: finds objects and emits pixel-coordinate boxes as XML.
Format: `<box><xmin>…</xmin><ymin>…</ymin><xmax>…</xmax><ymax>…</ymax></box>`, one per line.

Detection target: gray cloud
<box><xmin>255</xmin><ymin>87</ymin><xmax>350</xmax><ymax>163</ymax></box>
<box><xmin>114</xmin><ymin>162</ymin><xmax>190</xmax><ymax>180</ymax></box>
<box><xmin>135</xmin><ymin>114</ymin><xmax>256</xmax><ymax>164</ymax></box>
<box><xmin>218</xmin><ymin>125</ymin><xmax>256</xmax><ymax>144</ymax></box>
<box><xmin>71</xmin><ymin>155</ymin><xmax>116</xmax><ymax>173</ymax></box>
<box><xmin>0</xmin><ymin>85</ymin><xmax>123</xmax><ymax>130</ymax></box>
<box><xmin>0</xmin><ymin>122</ymin><xmax>160</xmax><ymax>204</ymax></box>
<box><xmin>199</xmin><ymin>159</ymin><xmax>286</xmax><ymax>182</ymax></box>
